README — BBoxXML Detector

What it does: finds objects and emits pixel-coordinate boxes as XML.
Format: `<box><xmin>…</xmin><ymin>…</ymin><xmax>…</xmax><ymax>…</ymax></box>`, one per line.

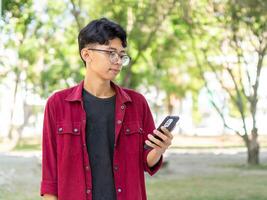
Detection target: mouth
<box><xmin>109</xmin><ymin>68</ymin><xmax>120</xmax><ymax>73</ymax></box>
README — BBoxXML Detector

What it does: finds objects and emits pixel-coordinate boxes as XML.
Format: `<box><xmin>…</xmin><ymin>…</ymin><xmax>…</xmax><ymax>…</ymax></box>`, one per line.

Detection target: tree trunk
<box><xmin>166</xmin><ymin>94</ymin><xmax>175</xmax><ymax>115</ymax></box>
<box><xmin>246</xmin><ymin>129</ymin><xmax>260</xmax><ymax>165</ymax></box>
<box><xmin>8</xmin><ymin>71</ymin><xmax>20</xmax><ymax>139</ymax></box>
<box><xmin>14</xmin><ymin>101</ymin><xmax>33</xmax><ymax>148</ymax></box>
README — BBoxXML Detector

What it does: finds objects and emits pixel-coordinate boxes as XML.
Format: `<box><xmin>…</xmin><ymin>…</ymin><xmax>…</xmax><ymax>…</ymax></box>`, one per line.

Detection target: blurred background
<box><xmin>0</xmin><ymin>0</ymin><xmax>267</xmax><ymax>199</ymax></box>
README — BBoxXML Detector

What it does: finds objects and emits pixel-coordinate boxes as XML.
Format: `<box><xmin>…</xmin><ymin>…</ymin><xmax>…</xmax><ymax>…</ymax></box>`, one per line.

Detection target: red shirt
<box><xmin>40</xmin><ymin>80</ymin><xmax>162</xmax><ymax>200</ymax></box>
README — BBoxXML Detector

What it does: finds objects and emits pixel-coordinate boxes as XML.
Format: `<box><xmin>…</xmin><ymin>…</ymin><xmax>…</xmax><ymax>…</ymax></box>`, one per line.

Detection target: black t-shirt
<box><xmin>82</xmin><ymin>89</ymin><xmax>116</xmax><ymax>200</ymax></box>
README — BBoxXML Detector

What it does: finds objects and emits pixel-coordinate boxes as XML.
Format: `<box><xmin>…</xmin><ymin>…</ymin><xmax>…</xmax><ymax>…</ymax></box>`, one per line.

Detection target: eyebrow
<box><xmin>108</xmin><ymin>47</ymin><xmax>126</xmax><ymax>53</ymax></box>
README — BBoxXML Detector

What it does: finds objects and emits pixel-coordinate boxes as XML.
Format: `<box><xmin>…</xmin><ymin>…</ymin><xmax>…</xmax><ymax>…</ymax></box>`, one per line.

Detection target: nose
<box><xmin>113</xmin><ymin>54</ymin><xmax>123</xmax><ymax>66</ymax></box>
<box><xmin>117</xmin><ymin>57</ymin><xmax>123</xmax><ymax>65</ymax></box>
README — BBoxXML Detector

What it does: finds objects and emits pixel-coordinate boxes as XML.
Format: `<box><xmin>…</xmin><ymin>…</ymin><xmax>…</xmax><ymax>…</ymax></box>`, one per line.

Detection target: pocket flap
<box><xmin>56</xmin><ymin>122</ymin><xmax>81</xmax><ymax>135</ymax></box>
<box><xmin>124</xmin><ymin>122</ymin><xmax>143</xmax><ymax>135</ymax></box>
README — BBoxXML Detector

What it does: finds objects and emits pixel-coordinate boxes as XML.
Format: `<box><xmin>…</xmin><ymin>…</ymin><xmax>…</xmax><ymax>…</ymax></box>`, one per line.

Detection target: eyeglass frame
<box><xmin>87</xmin><ymin>48</ymin><xmax>131</xmax><ymax>66</ymax></box>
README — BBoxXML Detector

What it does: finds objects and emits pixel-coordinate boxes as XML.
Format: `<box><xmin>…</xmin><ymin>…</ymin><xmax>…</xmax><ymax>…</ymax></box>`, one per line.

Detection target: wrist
<box><xmin>154</xmin><ymin>148</ymin><xmax>165</xmax><ymax>156</ymax></box>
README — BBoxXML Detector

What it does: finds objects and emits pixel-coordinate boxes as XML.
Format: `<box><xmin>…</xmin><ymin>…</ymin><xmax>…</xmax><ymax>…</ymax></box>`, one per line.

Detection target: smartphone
<box><xmin>144</xmin><ymin>115</ymin><xmax>179</xmax><ymax>149</ymax></box>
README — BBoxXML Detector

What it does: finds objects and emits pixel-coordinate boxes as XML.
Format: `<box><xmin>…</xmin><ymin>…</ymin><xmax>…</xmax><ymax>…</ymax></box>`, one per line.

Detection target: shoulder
<box><xmin>46</xmin><ymin>85</ymin><xmax>77</xmax><ymax>105</ymax></box>
<box><xmin>119</xmin><ymin>87</ymin><xmax>152</xmax><ymax>111</ymax></box>
<box><xmin>121</xmin><ymin>87</ymin><xmax>147</xmax><ymax>102</ymax></box>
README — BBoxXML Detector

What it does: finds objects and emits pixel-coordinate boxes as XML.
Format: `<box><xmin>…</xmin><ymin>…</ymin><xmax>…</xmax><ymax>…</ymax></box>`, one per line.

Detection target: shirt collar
<box><xmin>65</xmin><ymin>80</ymin><xmax>132</xmax><ymax>104</ymax></box>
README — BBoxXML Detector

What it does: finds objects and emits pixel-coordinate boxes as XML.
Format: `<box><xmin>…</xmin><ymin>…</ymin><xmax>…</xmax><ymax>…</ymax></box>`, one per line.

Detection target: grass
<box><xmin>0</xmin><ymin>190</ymin><xmax>40</xmax><ymax>200</ymax></box>
<box><xmin>146</xmin><ymin>174</ymin><xmax>267</xmax><ymax>200</ymax></box>
<box><xmin>1</xmin><ymin>172</ymin><xmax>266</xmax><ymax>200</ymax></box>
<box><xmin>13</xmin><ymin>143</ymin><xmax>41</xmax><ymax>151</ymax></box>
<box><xmin>9</xmin><ymin>137</ymin><xmax>41</xmax><ymax>151</ymax></box>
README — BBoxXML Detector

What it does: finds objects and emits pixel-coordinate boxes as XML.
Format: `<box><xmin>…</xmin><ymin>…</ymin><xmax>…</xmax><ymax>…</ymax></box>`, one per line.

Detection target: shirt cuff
<box><xmin>143</xmin><ymin>149</ymin><xmax>163</xmax><ymax>176</ymax></box>
<box><xmin>40</xmin><ymin>180</ymin><xmax>58</xmax><ymax>196</ymax></box>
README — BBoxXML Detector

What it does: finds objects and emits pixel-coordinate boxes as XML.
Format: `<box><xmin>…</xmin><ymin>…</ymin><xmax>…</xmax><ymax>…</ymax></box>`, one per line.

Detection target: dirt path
<box><xmin>159</xmin><ymin>148</ymin><xmax>267</xmax><ymax>179</ymax></box>
<box><xmin>0</xmin><ymin>152</ymin><xmax>41</xmax><ymax>200</ymax></box>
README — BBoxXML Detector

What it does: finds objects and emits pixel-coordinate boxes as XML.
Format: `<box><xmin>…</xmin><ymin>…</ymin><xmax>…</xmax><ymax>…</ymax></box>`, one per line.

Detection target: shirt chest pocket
<box><xmin>123</xmin><ymin>121</ymin><xmax>143</xmax><ymax>155</ymax></box>
<box><xmin>56</xmin><ymin>122</ymin><xmax>82</xmax><ymax>156</ymax></box>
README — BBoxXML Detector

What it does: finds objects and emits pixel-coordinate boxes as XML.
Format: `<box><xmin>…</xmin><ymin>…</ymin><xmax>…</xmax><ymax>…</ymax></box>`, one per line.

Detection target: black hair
<box><xmin>78</xmin><ymin>17</ymin><xmax>127</xmax><ymax>65</ymax></box>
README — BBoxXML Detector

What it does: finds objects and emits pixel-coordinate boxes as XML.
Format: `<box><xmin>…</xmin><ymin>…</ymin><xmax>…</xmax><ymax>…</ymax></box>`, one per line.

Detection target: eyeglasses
<box><xmin>88</xmin><ymin>48</ymin><xmax>131</xmax><ymax>67</ymax></box>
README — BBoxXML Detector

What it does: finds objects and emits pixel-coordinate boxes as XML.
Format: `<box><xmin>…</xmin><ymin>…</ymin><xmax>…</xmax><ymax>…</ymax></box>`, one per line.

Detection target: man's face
<box><xmin>84</xmin><ymin>38</ymin><xmax>128</xmax><ymax>80</ymax></box>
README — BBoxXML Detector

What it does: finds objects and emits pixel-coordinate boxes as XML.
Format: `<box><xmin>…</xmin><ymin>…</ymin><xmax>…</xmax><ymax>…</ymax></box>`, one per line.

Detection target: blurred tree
<box><xmin>2</xmin><ymin>0</ymin><xmax>265</xmax><ymax>165</ymax></box>
<box><xmin>1</xmin><ymin>0</ymin><xmax>86</xmax><ymax>145</ymax></box>
<box><xmin>1</xmin><ymin>0</ymin><xmax>39</xmax><ymax>145</ymax></box>
<box><xmin>1</xmin><ymin>0</ymin><xmax>185</xmax><ymax>146</ymax></box>
<box><xmin>66</xmin><ymin>0</ymin><xmax>181</xmax><ymax>88</ymax></box>
<box><xmin>187</xmin><ymin>0</ymin><xmax>267</xmax><ymax>165</ymax></box>
<box><xmin>61</xmin><ymin>0</ymin><xmax>189</xmax><ymax>118</ymax></box>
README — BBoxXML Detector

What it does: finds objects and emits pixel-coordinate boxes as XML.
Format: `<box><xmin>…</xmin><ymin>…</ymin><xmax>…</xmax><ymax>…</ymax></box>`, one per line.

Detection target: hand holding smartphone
<box><xmin>144</xmin><ymin>115</ymin><xmax>179</xmax><ymax>149</ymax></box>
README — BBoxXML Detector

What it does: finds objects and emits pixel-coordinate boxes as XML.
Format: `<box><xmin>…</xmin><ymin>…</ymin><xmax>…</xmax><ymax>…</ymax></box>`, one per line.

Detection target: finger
<box><xmin>154</xmin><ymin>130</ymin><xmax>168</xmax><ymax>141</ymax></box>
<box><xmin>158</xmin><ymin>128</ymin><xmax>173</xmax><ymax>146</ymax></box>
<box><xmin>148</xmin><ymin>134</ymin><xmax>165</xmax><ymax>147</ymax></box>
<box><xmin>160</xmin><ymin>127</ymin><xmax>174</xmax><ymax>139</ymax></box>
<box><xmin>145</xmin><ymin>139</ymin><xmax>160</xmax><ymax>149</ymax></box>
<box><xmin>156</xmin><ymin>134</ymin><xmax>171</xmax><ymax>146</ymax></box>
<box><xmin>153</xmin><ymin>130</ymin><xmax>172</xmax><ymax>146</ymax></box>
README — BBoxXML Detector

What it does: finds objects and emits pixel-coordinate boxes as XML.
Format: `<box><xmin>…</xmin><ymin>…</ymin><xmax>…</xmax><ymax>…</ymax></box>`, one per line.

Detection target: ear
<box><xmin>81</xmin><ymin>48</ymin><xmax>92</xmax><ymax>63</ymax></box>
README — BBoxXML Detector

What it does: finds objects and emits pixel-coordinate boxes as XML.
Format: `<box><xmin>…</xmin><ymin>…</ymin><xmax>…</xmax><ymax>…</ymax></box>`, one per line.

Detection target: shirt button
<box><xmin>114</xmin><ymin>165</ymin><xmax>118</xmax><ymax>171</ymax></box>
<box><xmin>121</xmin><ymin>105</ymin><xmax>125</xmax><ymax>110</ymax></box>
<box><xmin>117</xmin><ymin>120</ymin><xmax>122</xmax><ymax>125</ymax></box>
<box><xmin>73</xmin><ymin>128</ymin><xmax>78</xmax><ymax>133</ymax></box>
<box><xmin>58</xmin><ymin>127</ymin><xmax>63</xmax><ymax>132</ymax></box>
<box><xmin>126</xmin><ymin>128</ymin><xmax>130</xmax><ymax>134</ymax></box>
<box><xmin>86</xmin><ymin>166</ymin><xmax>90</xmax><ymax>171</ymax></box>
<box><xmin>117</xmin><ymin>188</ymin><xmax>122</xmax><ymax>193</ymax></box>
<box><xmin>86</xmin><ymin>189</ymin><xmax>91</xmax><ymax>194</ymax></box>
<box><xmin>83</xmin><ymin>143</ymin><xmax>86</xmax><ymax>147</ymax></box>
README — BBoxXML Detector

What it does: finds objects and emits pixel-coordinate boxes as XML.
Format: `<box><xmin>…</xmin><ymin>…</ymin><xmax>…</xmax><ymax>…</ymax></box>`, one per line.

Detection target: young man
<box><xmin>41</xmin><ymin>18</ymin><xmax>174</xmax><ymax>200</ymax></box>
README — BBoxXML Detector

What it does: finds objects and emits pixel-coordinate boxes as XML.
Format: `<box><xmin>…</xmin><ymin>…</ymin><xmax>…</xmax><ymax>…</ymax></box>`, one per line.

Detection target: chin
<box><xmin>104</xmin><ymin>75</ymin><xmax>117</xmax><ymax>81</ymax></box>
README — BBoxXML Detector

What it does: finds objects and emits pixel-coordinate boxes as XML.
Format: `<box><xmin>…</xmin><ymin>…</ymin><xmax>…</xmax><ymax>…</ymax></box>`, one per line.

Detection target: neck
<box><xmin>84</xmin><ymin>71</ymin><xmax>115</xmax><ymax>98</ymax></box>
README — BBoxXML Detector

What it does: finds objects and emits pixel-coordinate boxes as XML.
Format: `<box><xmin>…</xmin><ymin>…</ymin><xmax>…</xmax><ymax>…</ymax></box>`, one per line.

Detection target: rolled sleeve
<box><xmin>143</xmin><ymin>149</ymin><xmax>163</xmax><ymax>175</ymax></box>
<box><xmin>40</xmin><ymin>180</ymin><xmax>58</xmax><ymax>196</ymax></box>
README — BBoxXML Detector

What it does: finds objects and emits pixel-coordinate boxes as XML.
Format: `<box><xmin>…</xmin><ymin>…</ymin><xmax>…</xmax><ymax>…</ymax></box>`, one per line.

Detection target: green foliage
<box><xmin>183</xmin><ymin>0</ymin><xmax>267</xmax><ymax>135</ymax></box>
<box><xmin>0</xmin><ymin>0</ymin><xmax>266</xmax><ymax>128</ymax></box>
<box><xmin>1</xmin><ymin>0</ymin><xmax>190</xmax><ymax>101</ymax></box>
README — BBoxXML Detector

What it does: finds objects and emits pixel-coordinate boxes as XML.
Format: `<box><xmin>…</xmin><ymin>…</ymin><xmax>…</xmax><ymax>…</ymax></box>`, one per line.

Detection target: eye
<box><xmin>110</xmin><ymin>51</ymin><xmax>117</xmax><ymax>57</ymax></box>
